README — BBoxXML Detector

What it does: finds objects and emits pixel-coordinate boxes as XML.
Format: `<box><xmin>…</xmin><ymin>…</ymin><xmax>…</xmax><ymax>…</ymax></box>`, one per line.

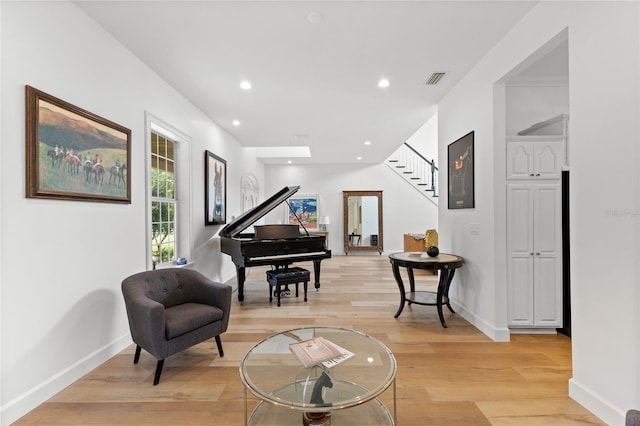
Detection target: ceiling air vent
<box><xmin>424</xmin><ymin>72</ymin><xmax>446</xmax><ymax>85</ymax></box>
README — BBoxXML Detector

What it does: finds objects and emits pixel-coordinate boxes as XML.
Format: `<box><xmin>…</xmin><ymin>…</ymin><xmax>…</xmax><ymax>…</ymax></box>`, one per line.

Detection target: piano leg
<box><xmin>236</xmin><ymin>266</ymin><xmax>246</xmax><ymax>302</ymax></box>
<box><xmin>313</xmin><ymin>259</ymin><xmax>321</xmax><ymax>290</ymax></box>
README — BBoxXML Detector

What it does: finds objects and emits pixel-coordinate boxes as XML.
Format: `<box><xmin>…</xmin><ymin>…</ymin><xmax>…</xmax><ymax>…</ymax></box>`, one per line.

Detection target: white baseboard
<box><xmin>1</xmin><ymin>334</ymin><xmax>131</xmax><ymax>426</ymax></box>
<box><xmin>509</xmin><ymin>327</ymin><xmax>558</xmax><ymax>335</ymax></box>
<box><xmin>452</xmin><ymin>301</ymin><xmax>511</xmax><ymax>342</ymax></box>
<box><xmin>569</xmin><ymin>377</ymin><xmax>625</xmax><ymax>426</ymax></box>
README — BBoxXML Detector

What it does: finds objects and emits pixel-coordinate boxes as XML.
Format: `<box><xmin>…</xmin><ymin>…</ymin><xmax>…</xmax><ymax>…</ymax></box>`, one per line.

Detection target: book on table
<box><xmin>289</xmin><ymin>336</ymin><xmax>349</xmax><ymax>368</ymax></box>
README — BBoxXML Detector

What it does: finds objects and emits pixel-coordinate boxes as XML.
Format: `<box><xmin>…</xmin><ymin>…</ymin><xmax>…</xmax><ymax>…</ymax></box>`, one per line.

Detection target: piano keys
<box><xmin>219</xmin><ymin>186</ymin><xmax>332</xmax><ymax>302</ymax></box>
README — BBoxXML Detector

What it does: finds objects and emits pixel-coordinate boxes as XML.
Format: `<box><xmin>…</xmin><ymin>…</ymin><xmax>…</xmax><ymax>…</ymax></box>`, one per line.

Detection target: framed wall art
<box><xmin>205</xmin><ymin>150</ymin><xmax>227</xmax><ymax>225</ymax></box>
<box><xmin>25</xmin><ymin>85</ymin><xmax>131</xmax><ymax>203</ymax></box>
<box><xmin>285</xmin><ymin>194</ymin><xmax>319</xmax><ymax>231</ymax></box>
<box><xmin>448</xmin><ymin>131</ymin><xmax>475</xmax><ymax>209</ymax></box>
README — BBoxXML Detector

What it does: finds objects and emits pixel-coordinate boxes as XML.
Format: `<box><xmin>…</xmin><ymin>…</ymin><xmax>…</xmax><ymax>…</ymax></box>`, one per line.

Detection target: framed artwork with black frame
<box><xmin>25</xmin><ymin>85</ymin><xmax>131</xmax><ymax>203</ymax></box>
<box><xmin>205</xmin><ymin>150</ymin><xmax>227</xmax><ymax>225</ymax></box>
<box><xmin>447</xmin><ymin>131</ymin><xmax>475</xmax><ymax>209</ymax></box>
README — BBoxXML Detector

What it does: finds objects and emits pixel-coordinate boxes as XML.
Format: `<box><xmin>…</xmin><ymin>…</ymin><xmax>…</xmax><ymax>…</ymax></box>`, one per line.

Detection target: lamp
<box><xmin>319</xmin><ymin>216</ymin><xmax>330</xmax><ymax>231</ymax></box>
<box><xmin>151</xmin><ymin>252</ymin><xmax>159</xmax><ymax>270</ymax></box>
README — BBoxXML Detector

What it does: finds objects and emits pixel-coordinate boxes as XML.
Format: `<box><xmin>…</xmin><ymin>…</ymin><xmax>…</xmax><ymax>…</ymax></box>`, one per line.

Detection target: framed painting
<box><xmin>25</xmin><ymin>85</ymin><xmax>131</xmax><ymax>203</ymax></box>
<box><xmin>448</xmin><ymin>131</ymin><xmax>475</xmax><ymax>209</ymax></box>
<box><xmin>205</xmin><ymin>150</ymin><xmax>227</xmax><ymax>225</ymax></box>
<box><xmin>285</xmin><ymin>194</ymin><xmax>319</xmax><ymax>231</ymax></box>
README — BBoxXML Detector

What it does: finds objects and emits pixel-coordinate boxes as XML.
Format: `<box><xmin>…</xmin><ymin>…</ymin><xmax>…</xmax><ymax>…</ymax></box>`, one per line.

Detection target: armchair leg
<box><xmin>134</xmin><ymin>345</ymin><xmax>142</xmax><ymax>364</ymax></box>
<box><xmin>215</xmin><ymin>335</ymin><xmax>224</xmax><ymax>357</ymax></box>
<box><xmin>153</xmin><ymin>360</ymin><xmax>165</xmax><ymax>386</ymax></box>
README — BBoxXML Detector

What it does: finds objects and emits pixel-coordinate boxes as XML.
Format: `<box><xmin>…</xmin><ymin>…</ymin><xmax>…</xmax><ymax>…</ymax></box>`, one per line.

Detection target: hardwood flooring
<box><xmin>15</xmin><ymin>255</ymin><xmax>604</xmax><ymax>425</ymax></box>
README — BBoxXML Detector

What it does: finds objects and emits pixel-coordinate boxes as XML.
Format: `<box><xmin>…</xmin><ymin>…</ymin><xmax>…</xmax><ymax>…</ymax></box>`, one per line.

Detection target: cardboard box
<box><xmin>404</xmin><ymin>234</ymin><xmax>425</xmax><ymax>252</ymax></box>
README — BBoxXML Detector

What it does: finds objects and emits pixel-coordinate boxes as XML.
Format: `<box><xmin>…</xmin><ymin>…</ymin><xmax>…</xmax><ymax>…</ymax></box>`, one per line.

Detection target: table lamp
<box><xmin>319</xmin><ymin>216</ymin><xmax>330</xmax><ymax>231</ymax></box>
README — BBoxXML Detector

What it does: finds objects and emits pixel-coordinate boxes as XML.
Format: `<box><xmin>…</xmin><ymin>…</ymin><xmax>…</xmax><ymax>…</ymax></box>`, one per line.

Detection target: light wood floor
<box><xmin>15</xmin><ymin>255</ymin><xmax>604</xmax><ymax>425</ymax></box>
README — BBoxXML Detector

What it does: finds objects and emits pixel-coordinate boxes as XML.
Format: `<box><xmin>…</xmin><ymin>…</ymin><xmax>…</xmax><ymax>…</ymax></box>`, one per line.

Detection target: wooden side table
<box><xmin>389</xmin><ymin>252</ymin><xmax>464</xmax><ymax>328</ymax></box>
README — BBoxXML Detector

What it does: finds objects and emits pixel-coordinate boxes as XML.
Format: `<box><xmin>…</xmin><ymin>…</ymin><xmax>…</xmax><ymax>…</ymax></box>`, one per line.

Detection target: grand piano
<box><xmin>219</xmin><ymin>186</ymin><xmax>332</xmax><ymax>302</ymax></box>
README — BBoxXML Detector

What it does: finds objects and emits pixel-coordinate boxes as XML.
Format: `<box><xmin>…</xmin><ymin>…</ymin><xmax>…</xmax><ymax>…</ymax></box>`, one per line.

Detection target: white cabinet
<box><xmin>506</xmin><ymin>136</ymin><xmax>564</xmax><ymax>180</ymax></box>
<box><xmin>507</xmin><ymin>182</ymin><xmax>562</xmax><ymax>328</ymax></box>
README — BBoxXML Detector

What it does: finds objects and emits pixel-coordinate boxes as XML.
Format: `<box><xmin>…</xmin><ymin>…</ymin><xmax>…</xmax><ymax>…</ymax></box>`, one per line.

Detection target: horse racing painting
<box><xmin>447</xmin><ymin>131</ymin><xmax>475</xmax><ymax>209</ymax></box>
<box><xmin>25</xmin><ymin>86</ymin><xmax>131</xmax><ymax>203</ymax></box>
<box><xmin>205</xmin><ymin>150</ymin><xmax>227</xmax><ymax>225</ymax></box>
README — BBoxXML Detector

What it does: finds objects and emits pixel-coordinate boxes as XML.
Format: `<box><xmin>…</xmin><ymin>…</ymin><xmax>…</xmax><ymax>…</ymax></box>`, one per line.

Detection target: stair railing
<box><xmin>386</xmin><ymin>143</ymin><xmax>439</xmax><ymax>201</ymax></box>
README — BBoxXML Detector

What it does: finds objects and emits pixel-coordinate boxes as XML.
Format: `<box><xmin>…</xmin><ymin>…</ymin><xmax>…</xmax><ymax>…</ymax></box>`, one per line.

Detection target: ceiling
<box><xmin>75</xmin><ymin>1</ymin><xmax>537</xmax><ymax>164</ymax></box>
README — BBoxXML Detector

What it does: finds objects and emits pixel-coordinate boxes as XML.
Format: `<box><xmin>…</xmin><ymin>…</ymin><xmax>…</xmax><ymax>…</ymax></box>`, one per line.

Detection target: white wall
<box><xmin>0</xmin><ymin>2</ymin><xmax>263</xmax><ymax>424</ymax></box>
<box><xmin>406</xmin><ymin>113</ymin><xmax>438</xmax><ymax>165</ymax></box>
<box><xmin>505</xmin><ymin>85</ymin><xmax>569</xmax><ymax>136</ymax></box>
<box><xmin>437</xmin><ymin>2</ymin><xmax>639</xmax><ymax>424</ymax></box>
<box><xmin>0</xmin><ymin>1</ymin><xmax>4</xmax><ymax>417</ymax></box>
<box><xmin>263</xmin><ymin>163</ymin><xmax>439</xmax><ymax>254</ymax></box>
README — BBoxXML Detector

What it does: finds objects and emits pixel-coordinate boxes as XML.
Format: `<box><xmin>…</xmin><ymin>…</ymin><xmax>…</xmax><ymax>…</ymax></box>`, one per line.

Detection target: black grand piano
<box><xmin>219</xmin><ymin>186</ymin><xmax>332</xmax><ymax>302</ymax></box>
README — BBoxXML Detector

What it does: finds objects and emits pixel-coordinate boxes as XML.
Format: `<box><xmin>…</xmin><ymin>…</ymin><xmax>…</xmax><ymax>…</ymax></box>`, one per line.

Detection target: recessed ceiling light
<box><xmin>240</xmin><ymin>81</ymin><xmax>252</xmax><ymax>90</ymax></box>
<box><xmin>364</xmin><ymin>140</ymin><xmax>371</xmax><ymax>145</ymax></box>
<box><xmin>378</xmin><ymin>78</ymin><xmax>390</xmax><ymax>88</ymax></box>
<box><xmin>232</xmin><ymin>120</ymin><xmax>240</xmax><ymax>126</ymax></box>
<box><xmin>356</xmin><ymin>156</ymin><xmax>363</xmax><ymax>160</ymax></box>
<box><xmin>287</xmin><ymin>160</ymin><xmax>292</xmax><ymax>164</ymax></box>
<box><xmin>307</xmin><ymin>11</ymin><xmax>324</xmax><ymax>24</ymax></box>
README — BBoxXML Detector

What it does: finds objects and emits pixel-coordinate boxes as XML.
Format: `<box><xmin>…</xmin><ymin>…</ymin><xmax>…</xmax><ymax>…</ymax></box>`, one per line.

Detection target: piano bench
<box><xmin>266</xmin><ymin>267</ymin><xmax>310</xmax><ymax>307</ymax></box>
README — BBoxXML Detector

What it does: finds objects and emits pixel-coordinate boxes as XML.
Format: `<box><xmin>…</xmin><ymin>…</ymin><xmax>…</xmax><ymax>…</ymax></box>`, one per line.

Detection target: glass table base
<box><xmin>248</xmin><ymin>398</ymin><xmax>394</xmax><ymax>425</ymax></box>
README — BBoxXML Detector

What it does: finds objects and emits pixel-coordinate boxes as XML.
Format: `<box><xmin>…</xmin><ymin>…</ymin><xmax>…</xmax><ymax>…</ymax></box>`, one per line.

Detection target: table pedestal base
<box><xmin>303</xmin><ymin>411</ymin><xmax>331</xmax><ymax>425</ymax></box>
<box><xmin>389</xmin><ymin>252</ymin><xmax>464</xmax><ymax>328</ymax></box>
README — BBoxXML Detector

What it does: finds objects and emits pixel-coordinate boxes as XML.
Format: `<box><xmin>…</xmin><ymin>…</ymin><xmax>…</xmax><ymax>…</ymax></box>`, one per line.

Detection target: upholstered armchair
<box><xmin>121</xmin><ymin>268</ymin><xmax>232</xmax><ymax>385</ymax></box>
<box><xmin>627</xmin><ymin>409</ymin><xmax>640</xmax><ymax>426</ymax></box>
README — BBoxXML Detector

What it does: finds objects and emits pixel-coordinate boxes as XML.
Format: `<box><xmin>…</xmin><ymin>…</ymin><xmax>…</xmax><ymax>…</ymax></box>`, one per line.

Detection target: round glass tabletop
<box><xmin>239</xmin><ymin>326</ymin><xmax>396</xmax><ymax>411</ymax></box>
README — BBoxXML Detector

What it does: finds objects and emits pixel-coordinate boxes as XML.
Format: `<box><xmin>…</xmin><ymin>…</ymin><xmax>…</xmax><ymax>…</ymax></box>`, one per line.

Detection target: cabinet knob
<box><xmin>536</xmin><ymin>252</ymin><xmax>540</xmax><ymax>256</ymax></box>
<box><xmin>535</xmin><ymin>173</ymin><xmax>541</xmax><ymax>177</ymax></box>
<box><xmin>529</xmin><ymin>173</ymin><xmax>535</xmax><ymax>176</ymax></box>
<box><xmin>530</xmin><ymin>252</ymin><xmax>534</xmax><ymax>256</ymax></box>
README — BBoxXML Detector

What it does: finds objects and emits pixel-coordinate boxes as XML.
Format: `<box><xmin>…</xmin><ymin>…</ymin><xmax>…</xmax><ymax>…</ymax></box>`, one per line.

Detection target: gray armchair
<box><xmin>627</xmin><ymin>409</ymin><xmax>640</xmax><ymax>426</ymax></box>
<box><xmin>121</xmin><ymin>268</ymin><xmax>232</xmax><ymax>385</ymax></box>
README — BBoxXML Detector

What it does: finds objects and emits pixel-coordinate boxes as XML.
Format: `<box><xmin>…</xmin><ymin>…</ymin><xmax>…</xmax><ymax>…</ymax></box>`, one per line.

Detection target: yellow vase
<box><xmin>425</xmin><ymin>229</ymin><xmax>438</xmax><ymax>250</ymax></box>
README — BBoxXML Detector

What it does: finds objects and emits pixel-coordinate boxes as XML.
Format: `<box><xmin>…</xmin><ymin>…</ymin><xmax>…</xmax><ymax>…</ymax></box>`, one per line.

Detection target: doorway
<box><xmin>501</xmin><ymin>31</ymin><xmax>570</xmax><ymax>334</ymax></box>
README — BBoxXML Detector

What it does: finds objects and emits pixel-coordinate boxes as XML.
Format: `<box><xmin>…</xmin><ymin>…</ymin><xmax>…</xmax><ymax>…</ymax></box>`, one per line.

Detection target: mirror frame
<box><xmin>343</xmin><ymin>190</ymin><xmax>383</xmax><ymax>255</ymax></box>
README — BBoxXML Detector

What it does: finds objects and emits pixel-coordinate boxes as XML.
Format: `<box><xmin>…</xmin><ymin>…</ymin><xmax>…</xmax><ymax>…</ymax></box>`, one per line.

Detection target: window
<box><xmin>151</xmin><ymin>132</ymin><xmax>176</xmax><ymax>265</ymax></box>
<box><xmin>146</xmin><ymin>113</ymin><xmax>193</xmax><ymax>269</ymax></box>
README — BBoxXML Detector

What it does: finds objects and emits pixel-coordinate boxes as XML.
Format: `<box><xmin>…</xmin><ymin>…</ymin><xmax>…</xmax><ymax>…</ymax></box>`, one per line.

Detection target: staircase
<box><xmin>386</xmin><ymin>143</ymin><xmax>439</xmax><ymax>205</ymax></box>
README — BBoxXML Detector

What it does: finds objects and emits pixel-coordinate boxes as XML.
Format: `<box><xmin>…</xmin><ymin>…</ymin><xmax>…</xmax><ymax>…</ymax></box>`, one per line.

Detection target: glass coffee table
<box><xmin>240</xmin><ymin>326</ymin><xmax>397</xmax><ymax>425</ymax></box>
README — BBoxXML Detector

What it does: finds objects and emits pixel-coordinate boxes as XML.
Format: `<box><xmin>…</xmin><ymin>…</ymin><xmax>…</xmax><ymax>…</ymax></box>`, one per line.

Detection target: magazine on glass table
<box><xmin>289</xmin><ymin>336</ymin><xmax>355</xmax><ymax>368</ymax></box>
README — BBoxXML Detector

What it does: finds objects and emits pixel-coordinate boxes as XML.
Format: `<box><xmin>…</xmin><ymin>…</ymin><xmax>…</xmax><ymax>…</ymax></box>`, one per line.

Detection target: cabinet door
<box><xmin>506</xmin><ymin>184</ymin><xmax>534</xmax><ymax>326</ymax></box>
<box><xmin>532</xmin><ymin>183</ymin><xmax>563</xmax><ymax>326</ymax></box>
<box><xmin>507</xmin><ymin>183</ymin><xmax>563</xmax><ymax>328</ymax></box>
<box><xmin>506</xmin><ymin>142</ymin><xmax>534</xmax><ymax>180</ymax></box>
<box><xmin>506</xmin><ymin>138</ymin><xmax>564</xmax><ymax>180</ymax></box>
<box><xmin>533</xmin><ymin>141</ymin><xmax>563</xmax><ymax>180</ymax></box>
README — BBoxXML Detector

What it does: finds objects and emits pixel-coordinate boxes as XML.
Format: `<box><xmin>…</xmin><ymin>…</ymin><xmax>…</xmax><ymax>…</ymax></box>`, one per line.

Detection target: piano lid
<box><xmin>219</xmin><ymin>185</ymin><xmax>300</xmax><ymax>238</ymax></box>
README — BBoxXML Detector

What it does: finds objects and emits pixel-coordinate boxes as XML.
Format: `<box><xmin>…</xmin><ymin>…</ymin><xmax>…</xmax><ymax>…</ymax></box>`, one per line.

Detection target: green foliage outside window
<box><xmin>151</xmin><ymin>168</ymin><xmax>176</xmax><ymax>263</ymax></box>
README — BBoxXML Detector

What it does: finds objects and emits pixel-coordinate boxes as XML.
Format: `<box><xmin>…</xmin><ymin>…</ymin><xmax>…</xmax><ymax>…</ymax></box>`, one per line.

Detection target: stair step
<box><xmin>385</xmin><ymin>145</ymin><xmax>438</xmax><ymax>206</ymax></box>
